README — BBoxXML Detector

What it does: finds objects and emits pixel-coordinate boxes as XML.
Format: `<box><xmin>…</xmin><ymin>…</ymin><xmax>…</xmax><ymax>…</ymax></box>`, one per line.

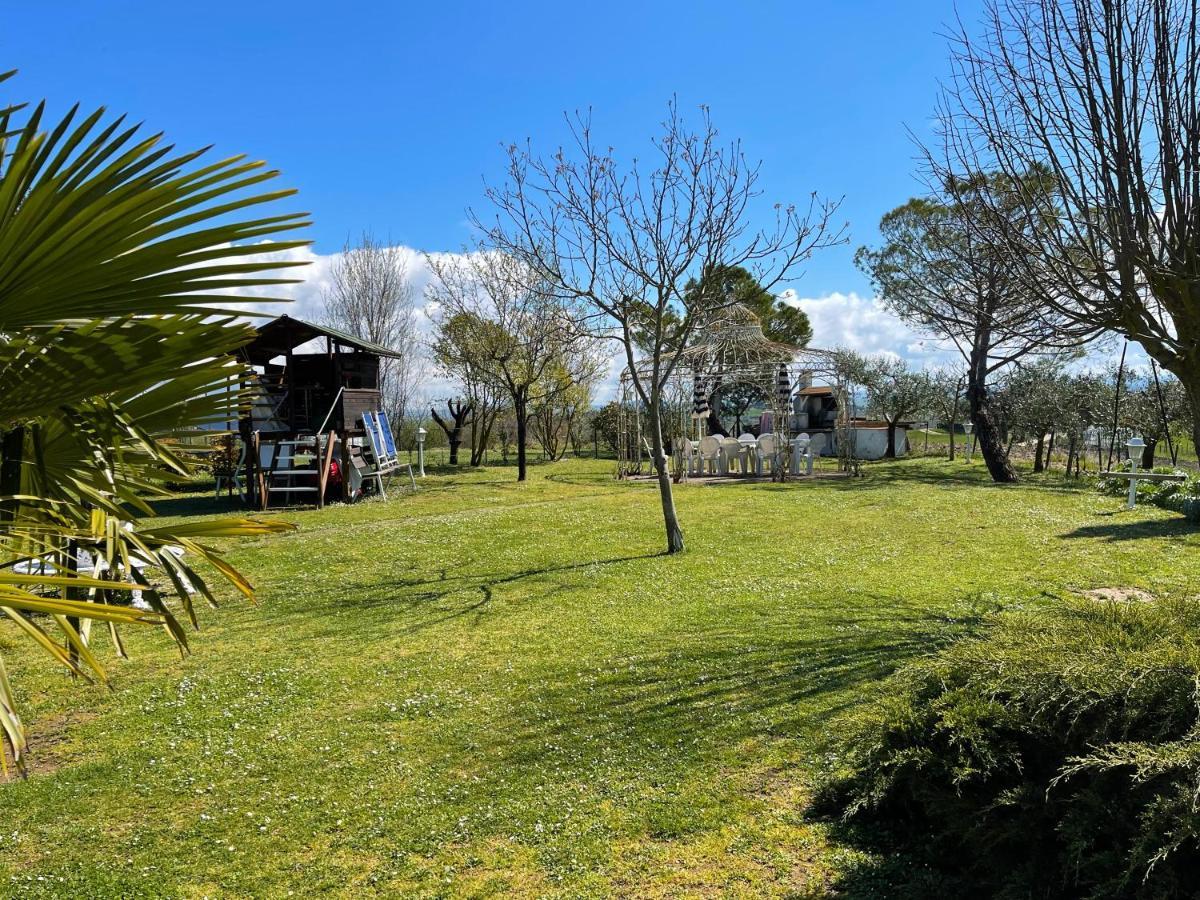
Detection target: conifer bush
<box><xmin>817</xmin><ymin>598</ymin><xmax>1200</xmax><ymax>898</ymax></box>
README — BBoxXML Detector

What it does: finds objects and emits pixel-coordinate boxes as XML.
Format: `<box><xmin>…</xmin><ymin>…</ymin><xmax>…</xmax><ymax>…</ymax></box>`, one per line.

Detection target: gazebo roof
<box><xmin>622</xmin><ymin>302</ymin><xmax>837</xmax><ymax>380</ymax></box>
<box><xmin>674</xmin><ymin>303</ymin><xmax>798</xmax><ymax>366</ymax></box>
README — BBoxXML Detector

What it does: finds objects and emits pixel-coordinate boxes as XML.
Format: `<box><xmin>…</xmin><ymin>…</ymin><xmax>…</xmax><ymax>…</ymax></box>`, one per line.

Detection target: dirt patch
<box><xmin>1081</xmin><ymin>586</ymin><xmax>1156</xmax><ymax>604</ymax></box>
<box><xmin>0</xmin><ymin>709</ymin><xmax>96</xmax><ymax>784</ymax></box>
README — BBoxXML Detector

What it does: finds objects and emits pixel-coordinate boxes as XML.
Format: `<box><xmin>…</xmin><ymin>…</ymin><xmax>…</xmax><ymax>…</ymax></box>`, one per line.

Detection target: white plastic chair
<box><xmin>720</xmin><ymin>437</ymin><xmax>748</xmax><ymax>475</ymax></box>
<box><xmin>757</xmin><ymin>432</ymin><xmax>782</xmax><ymax>475</ymax></box>
<box><xmin>676</xmin><ymin>438</ymin><xmax>700</xmax><ymax>476</ymax></box>
<box><xmin>698</xmin><ymin>435</ymin><xmax>724</xmax><ymax>475</ymax></box>
<box><xmin>791</xmin><ymin>433</ymin><xmax>812</xmax><ymax>475</ymax></box>
<box><xmin>737</xmin><ymin>433</ymin><xmax>760</xmax><ymax>474</ymax></box>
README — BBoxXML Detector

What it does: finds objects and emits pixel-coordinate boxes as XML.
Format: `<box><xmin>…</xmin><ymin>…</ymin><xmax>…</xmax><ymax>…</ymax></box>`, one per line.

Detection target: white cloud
<box><xmin>781</xmin><ymin>289</ymin><xmax>960</xmax><ymax>368</ymax></box>
<box><xmin>228</xmin><ymin>242</ymin><xmax>463</xmax><ymax>406</ymax></box>
<box><xmin>782</xmin><ymin>289</ymin><xmax>1155</xmax><ymax>379</ymax></box>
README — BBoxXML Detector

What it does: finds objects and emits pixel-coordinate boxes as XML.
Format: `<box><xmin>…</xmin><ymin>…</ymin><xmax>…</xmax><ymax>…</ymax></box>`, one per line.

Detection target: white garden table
<box><xmin>1103</xmin><ymin>470</ymin><xmax>1187</xmax><ymax>508</ymax></box>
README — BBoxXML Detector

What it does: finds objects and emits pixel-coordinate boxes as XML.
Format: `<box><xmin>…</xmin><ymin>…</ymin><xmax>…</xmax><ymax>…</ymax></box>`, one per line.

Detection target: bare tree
<box><xmin>856</xmin><ymin>172</ymin><xmax>1094</xmax><ymax>482</ymax></box>
<box><xmin>937</xmin><ymin>0</ymin><xmax>1200</xmax><ymax>454</ymax></box>
<box><xmin>322</xmin><ymin>232</ymin><xmax>420</xmax><ymax>432</ymax></box>
<box><xmin>430</xmin><ymin>398</ymin><xmax>472</xmax><ymax>466</ymax></box>
<box><xmin>475</xmin><ymin>102</ymin><xmax>844</xmax><ymax>552</ymax></box>
<box><xmin>426</xmin><ymin>251</ymin><xmax>601</xmax><ymax>482</ymax></box>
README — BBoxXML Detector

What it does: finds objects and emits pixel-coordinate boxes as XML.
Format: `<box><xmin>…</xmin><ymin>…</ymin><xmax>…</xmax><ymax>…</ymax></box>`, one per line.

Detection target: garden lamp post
<box><xmin>964</xmin><ymin>422</ymin><xmax>974</xmax><ymax>461</ymax></box>
<box><xmin>1124</xmin><ymin>436</ymin><xmax>1144</xmax><ymax>509</ymax></box>
<box><xmin>417</xmin><ymin>427</ymin><xmax>427</xmax><ymax>477</ymax></box>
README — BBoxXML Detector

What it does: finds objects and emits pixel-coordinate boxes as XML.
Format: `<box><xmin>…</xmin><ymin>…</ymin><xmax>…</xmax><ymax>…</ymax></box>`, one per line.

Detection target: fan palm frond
<box><xmin>0</xmin><ymin>70</ymin><xmax>308</xmax><ymax>774</ymax></box>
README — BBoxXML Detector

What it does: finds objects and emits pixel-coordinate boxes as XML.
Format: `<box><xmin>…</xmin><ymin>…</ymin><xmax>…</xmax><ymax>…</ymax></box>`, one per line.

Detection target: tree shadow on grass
<box><xmin>286</xmin><ymin>552</ymin><xmax>666</xmax><ymax>638</ymax></box>
<box><xmin>493</xmin><ymin>606</ymin><xmax>987</xmax><ymax>774</ymax></box>
<box><xmin>544</xmin><ymin>471</ymin><xmax>619</xmax><ymax>486</ymax></box>
<box><xmin>1061</xmin><ymin>516</ymin><xmax>1196</xmax><ymax>542</ymax></box>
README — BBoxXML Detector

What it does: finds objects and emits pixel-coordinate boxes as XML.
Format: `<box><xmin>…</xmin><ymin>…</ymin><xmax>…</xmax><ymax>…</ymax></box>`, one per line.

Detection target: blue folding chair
<box><xmin>360</xmin><ymin>410</ymin><xmax>414</xmax><ymax>499</ymax></box>
<box><xmin>377</xmin><ymin>409</ymin><xmax>399</xmax><ymax>460</ymax></box>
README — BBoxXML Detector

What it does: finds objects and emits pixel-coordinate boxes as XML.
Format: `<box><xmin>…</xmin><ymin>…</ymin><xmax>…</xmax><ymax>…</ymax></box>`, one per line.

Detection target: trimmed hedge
<box><xmin>817</xmin><ymin>598</ymin><xmax>1200</xmax><ymax>899</ymax></box>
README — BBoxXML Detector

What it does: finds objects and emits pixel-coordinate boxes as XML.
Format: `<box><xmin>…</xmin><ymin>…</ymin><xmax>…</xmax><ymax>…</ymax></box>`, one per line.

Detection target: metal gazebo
<box><xmin>616</xmin><ymin>304</ymin><xmax>856</xmax><ymax>481</ymax></box>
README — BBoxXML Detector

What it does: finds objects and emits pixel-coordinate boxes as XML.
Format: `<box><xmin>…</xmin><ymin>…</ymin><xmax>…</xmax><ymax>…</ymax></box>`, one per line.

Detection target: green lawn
<box><xmin>1</xmin><ymin>457</ymin><xmax>1196</xmax><ymax>898</ymax></box>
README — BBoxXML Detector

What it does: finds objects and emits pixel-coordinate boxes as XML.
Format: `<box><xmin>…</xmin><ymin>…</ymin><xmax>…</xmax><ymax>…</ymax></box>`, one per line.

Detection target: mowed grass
<box><xmin>0</xmin><ymin>457</ymin><xmax>1196</xmax><ymax>898</ymax></box>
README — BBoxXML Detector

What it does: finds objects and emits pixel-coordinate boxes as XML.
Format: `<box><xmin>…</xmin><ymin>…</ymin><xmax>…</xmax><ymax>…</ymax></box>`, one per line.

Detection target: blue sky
<box><xmin>3</xmin><ymin>0</ymin><xmax>982</xmax><ymax>300</ymax></box>
<box><xmin>20</xmin><ymin>0</ymin><xmax>1104</xmax><ymax>398</ymax></box>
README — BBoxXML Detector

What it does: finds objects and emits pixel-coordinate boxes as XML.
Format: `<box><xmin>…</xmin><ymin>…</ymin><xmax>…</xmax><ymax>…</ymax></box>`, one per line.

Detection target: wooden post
<box><xmin>318</xmin><ymin>430</ymin><xmax>336</xmax><ymax>508</ymax></box>
<box><xmin>340</xmin><ymin>428</ymin><xmax>351</xmax><ymax>503</ymax></box>
<box><xmin>284</xmin><ymin>346</ymin><xmax>294</xmax><ymax>433</ymax></box>
<box><xmin>248</xmin><ymin>431</ymin><xmax>256</xmax><ymax>507</ymax></box>
<box><xmin>256</xmin><ymin>434</ymin><xmax>270</xmax><ymax>512</ymax></box>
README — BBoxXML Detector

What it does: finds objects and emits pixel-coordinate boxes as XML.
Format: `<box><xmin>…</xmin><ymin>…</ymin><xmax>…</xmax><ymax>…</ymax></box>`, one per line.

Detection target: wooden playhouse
<box><xmin>237</xmin><ymin>315</ymin><xmax>405</xmax><ymax>508</ymax></box>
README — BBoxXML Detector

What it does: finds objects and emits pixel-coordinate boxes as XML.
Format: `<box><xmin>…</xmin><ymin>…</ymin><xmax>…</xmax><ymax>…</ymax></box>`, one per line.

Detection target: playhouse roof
<box><xmin>242</xmin><ymin>315</ymin><xmax>405</xmax><ymax>364</ymax></box>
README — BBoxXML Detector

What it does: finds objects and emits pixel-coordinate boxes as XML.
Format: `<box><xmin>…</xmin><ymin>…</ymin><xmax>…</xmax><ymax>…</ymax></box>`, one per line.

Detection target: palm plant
<box><xmin>0</xmin><ymin>69</ymin><xmax>311</xmax><ymax>774</ymax></box>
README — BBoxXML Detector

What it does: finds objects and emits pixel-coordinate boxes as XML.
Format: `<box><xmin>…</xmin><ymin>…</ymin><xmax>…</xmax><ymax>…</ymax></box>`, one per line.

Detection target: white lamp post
<box><xmin>1124</xmin><ymin>435</ymin><xmax>1145</xmax><ymax>508</ymax></box>
<box><xmin>416</xmin><ymin>427</ymin><xmax>427</xmax><ymax>477</ymax></box>
<box><xmin>964</xmin><ymin>422</ymin><xmax>975</xmax><ymax>461</ymax></box>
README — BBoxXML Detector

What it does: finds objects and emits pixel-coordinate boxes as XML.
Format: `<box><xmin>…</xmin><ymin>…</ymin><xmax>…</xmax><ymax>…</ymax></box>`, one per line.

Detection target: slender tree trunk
<box><xmin>1033</xmin><ymin>433</ymin><xmax>1046</xmax><ymax>473</ymax></box>
<box><xmin>648</xmin><ymin>395</ymin><xmax>684</xmax><ymax>554</ymax></box>
<box><xmin>948</xmin><ymin>421</ymin><xmax>956</xmax><ymax>461</ymax></box>
<box><xmin>1142</xmin><ymin>438</ymin><xmax>1158</xmax><ymax>469</ymax></box>
<box><xmin>885</xmin><ymin>421</ymin><xmax>897</xmax><ymax>458</ymax></box>
<box><xmin>470</xmin><ymin>409</ymin><xmax>495</xmax><ymax>467</ymax></box>
<box><xmin>515</xmin><ymin>394</ymin><xmax>528</xmax><ymax>482</ymax></box>
<box><xmin>1046</xmin><ymin>429</ymin><xmax>1056</xmax><ymax>471</ymax></box>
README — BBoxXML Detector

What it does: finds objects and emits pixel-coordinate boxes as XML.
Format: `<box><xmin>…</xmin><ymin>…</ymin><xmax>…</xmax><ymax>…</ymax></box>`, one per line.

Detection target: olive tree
<box><xmin>929</xmin><ymin>365</ymin><xmax>969</xmax><ymax>460</ymax></box>
<box><xmin>426</xmin><ymin>252</ymin><xmax>598</xmax><ymax>481</ymax></box>
<box><xmin>847</xmin><ymin>354</ymin><xmax>937</xmax><ymax>459</ymax></box>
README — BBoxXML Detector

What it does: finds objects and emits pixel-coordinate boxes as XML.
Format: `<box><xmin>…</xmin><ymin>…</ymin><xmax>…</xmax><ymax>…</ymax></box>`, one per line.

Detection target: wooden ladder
<box><xmin>264</xmin><ymin>438</ymin><xmax>321</xmax><ymax>506</ymax></box>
